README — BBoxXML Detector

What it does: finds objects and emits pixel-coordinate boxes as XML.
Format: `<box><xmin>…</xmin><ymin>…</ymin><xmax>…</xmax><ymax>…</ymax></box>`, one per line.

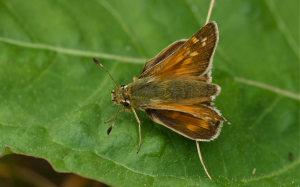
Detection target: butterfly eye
<box><xmin>123</xmin><ymin>101</ymin><xmax>130</xmax><ymax>107</ymax></box>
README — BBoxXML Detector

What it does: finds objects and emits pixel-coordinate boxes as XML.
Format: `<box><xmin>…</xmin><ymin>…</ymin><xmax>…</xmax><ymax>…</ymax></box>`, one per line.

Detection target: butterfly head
<box><xmin>92</xmin><ymin>58</ymin><xmax>131</xmax><ymax>107</ymax></box>
<box><xmin>111</xmin><ymin>85</ymin><xmax>131</xmax><ymax>107</ymax></box>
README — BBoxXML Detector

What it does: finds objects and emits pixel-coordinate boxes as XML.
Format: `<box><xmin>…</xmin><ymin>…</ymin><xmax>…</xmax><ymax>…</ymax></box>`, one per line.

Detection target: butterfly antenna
<box><xmin>206</xmin><ymin>0</ymin><xmax>215</xmax><ymax>24</ymax></box>
<box><xmin>93</xmin><ymin>58</ymin><xmax>118</xmax><ymax>87</ymax></box>
<box><xmin>196</xmin><ymin>141</ymin><xmax>212</xmax><ymax>180</ymax></box>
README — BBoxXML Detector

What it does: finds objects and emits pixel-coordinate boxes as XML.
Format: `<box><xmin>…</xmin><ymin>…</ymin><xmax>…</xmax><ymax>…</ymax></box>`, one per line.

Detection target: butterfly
<box><xmin>93</xmin><ymin>20</ymin><xmax>229</xmax><ymax>179</ymax></box>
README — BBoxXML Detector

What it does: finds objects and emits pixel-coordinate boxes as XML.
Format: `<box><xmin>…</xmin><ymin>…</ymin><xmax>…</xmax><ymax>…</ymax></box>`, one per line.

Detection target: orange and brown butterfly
<box><xmin>93</xmin><ymin>0</ymin><xmax>229</xmax><ymax>180</ymax></box>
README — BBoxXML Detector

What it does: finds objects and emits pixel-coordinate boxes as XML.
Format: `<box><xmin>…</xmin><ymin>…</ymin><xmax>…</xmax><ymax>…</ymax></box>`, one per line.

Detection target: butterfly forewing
<box><xmin>140</xmin><ymin>22</ymin><xmax>218</xmax><ymax>82</ymax></box>
<box><xmin>141</xmin><ymin>40</ymin><xmax>187</xmax><ymax>74</ymax></box>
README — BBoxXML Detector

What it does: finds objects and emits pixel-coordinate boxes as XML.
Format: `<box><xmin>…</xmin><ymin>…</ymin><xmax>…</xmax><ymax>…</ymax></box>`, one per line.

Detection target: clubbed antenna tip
<box><xmin>93</xmin><ymin>58</ymin><xmax>102</xmax><ymax>67</ymax></box>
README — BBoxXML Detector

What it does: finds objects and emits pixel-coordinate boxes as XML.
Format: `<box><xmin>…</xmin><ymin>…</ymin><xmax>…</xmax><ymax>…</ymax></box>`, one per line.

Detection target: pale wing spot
<box><xmin>191</xmin><ymin>37</ymin><xmax>200</xmax><ymax>44</ymax></box>
<box><xmin>201</xmin><ymin>37</ymin><xmax>207</xmax><ymax>42</ymax></box>
<box><xmin>174</xmin><ymin>55</ymin><xmax>185</xmax><ymax>63</ymax></box>
<box><xmin>183</xmin><ymin>58</ymin><xmax>192</xmax><ymax>64</ymax></box>
<box><xmin>187</xmin><ymin>122</ymin><xmax>209</xmax><ymax>131</ymax></box>
<box><xmin>200</xmin><ymin>37</ymin><xmax>207</xmax><ymax>47</ymax></box>
<box><xmin>172</xmin><ymin>50</ymin><xmax>186</xmax><ymax>63</ymax></box>
<box><xmin>201</xmin><ymin>122</ymin><xmax>209</xmax><ymax>129</ymax></box>
<box><xmin>187</xmin><ymin>124</ymin><xmax>199</xmax><ymax>131</ymax></box>
<box><xmin>190</xmin><ymin>51</ymin><xmax>199</xmax><ymax>56</ymax></box>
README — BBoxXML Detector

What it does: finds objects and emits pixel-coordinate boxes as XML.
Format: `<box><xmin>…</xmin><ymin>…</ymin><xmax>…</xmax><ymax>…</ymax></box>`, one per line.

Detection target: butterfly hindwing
<box><xmin>140</xmin><ymin>22</ymin><xmax>218</xmax><ymax>82</ymax></box>
<box><xmin>146</xmin><ymin>108</ymin><xmax>222</xmax><ymax>141</ymax></box>
<box><xmin>143</xmin><ymin>103</ymin><xmax>226</xmax><ymax>123</ymax></box>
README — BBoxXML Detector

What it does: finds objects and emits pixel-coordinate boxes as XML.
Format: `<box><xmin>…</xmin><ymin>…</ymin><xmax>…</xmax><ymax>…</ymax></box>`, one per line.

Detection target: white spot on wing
<box><xmin>190</xmin><ymin>51</ymin><xmax>199</xmax><ymax>56</ymax></box>
<box><xmin>191</xmin><ymin>37</ymin><xmax>199</xmax><ymax>44</ymax></box>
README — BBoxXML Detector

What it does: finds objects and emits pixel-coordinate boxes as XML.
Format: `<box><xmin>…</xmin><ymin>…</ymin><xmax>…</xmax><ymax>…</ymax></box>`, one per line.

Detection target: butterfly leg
<box><xmin>105</xmin><ymin>108</ymin><xmax>125</xmax><ymax>123</ymax></box>
<box><xmin>105</xmin><ymin>108</ymin><xmax>125</xmax><ymax>135</ymax></box>
<box><xmin>196</xmin><ymin>141</ymin><xmax>212</xmax><ymax>180</ymax></box>
<box><xmin>131</xmin><ymin>108</ymin><xmax>142</xmax><ymax>153</ymax></box>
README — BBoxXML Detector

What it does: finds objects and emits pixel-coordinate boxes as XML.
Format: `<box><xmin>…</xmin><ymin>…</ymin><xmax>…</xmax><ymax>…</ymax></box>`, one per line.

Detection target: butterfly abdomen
<box><xmin>166</xmin><ymin>80</ymin><xmax>220</xmax><ymax>99</ymax></box>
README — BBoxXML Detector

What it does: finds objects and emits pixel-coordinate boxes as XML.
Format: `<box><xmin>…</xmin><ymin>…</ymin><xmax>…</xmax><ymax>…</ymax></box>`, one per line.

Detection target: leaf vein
<box><xmin>264</xmin><ymin>0</ymin><xmax>299</xmax><ymax>61</ymax></box>
<box><xmin>0</xmin><ymin>1</ymin><xmax>37</xmax><ymax>42</ymax></box>
<box><xmin>235</xmin><ymin>77</ymin><xmax>300</xmax><ymax>101</ymax></box>
<box><xmin>0</xmin><ymin>36</ymin><xmax>147</xmax><ymax>63</ymax></box>
<box><xmin>95</xmin><ymin>0</ymin><xmax>148</xmax><ymax>57</ymax></box>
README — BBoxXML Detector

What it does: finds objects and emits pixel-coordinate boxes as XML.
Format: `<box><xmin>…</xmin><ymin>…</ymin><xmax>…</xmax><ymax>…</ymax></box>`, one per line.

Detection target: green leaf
<box><xmin>0</xmin><ymin>0</ymin><xmax>299</xmax><ymax>186</ymax></box>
